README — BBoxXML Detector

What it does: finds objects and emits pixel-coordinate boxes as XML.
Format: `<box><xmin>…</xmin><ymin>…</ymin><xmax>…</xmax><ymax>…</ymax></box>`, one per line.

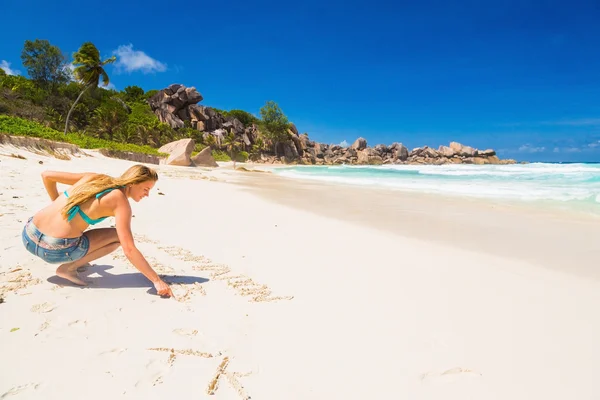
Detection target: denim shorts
<box><xmin>22</xmin><ymin>217</ymin><xmax>90</xmax><ymax>264</ymax></box>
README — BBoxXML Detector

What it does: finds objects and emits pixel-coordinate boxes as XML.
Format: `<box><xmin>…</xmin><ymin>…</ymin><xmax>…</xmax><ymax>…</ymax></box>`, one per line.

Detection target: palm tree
<box><xmin>224</xmin><ymin>132</ymin><xmax>240</xmax><ymax>169</ymax></box>
<box><xmin>64</xmin><ymin>42</ymin><xmax>116</xmax><ymax>134</ymax></box>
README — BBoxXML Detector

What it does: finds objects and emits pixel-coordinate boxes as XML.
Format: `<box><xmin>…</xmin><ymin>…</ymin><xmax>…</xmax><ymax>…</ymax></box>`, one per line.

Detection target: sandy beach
<box><xmin>2</xmin><ymin>146</ymin><xmax>600</xmax><ymax>399</ymax></box>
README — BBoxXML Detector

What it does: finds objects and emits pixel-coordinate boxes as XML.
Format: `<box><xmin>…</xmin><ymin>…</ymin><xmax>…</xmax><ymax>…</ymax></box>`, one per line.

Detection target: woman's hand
<box><xmin>153</xmin><ymin>279</ymin><xmax>174</xmax><ymax>298</ymax></box>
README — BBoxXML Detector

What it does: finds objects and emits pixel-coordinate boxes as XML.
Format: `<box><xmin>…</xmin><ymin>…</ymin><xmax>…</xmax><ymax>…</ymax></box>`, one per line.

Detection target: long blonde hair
<box><xmin>61</xmin><ymin>164</ymin><xmax>159</xmax><ymax>220</ymax></box>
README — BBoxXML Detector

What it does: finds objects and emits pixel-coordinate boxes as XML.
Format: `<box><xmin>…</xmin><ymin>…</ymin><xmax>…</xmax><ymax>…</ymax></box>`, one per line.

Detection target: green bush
<box><xmin>235</xmin><ymin>151</ymin><xmax>249</xmax><ymax>162</ymax></box>
<box><xmin>212</xmin><ymin>150</ymin><xmax>231</xmax><ymax>161</ymax></box>
<box><xmin>0</xmin><ymin>115</ymin><xmax>166</xmax><ymax>156</ymax></box>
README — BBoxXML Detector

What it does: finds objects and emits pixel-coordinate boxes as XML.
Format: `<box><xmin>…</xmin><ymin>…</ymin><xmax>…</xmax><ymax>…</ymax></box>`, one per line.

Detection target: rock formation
<box><xmin>191</xmin><ymin>146</ymin><xmax>219</xmax><ymax>167</ymax></box>
<box><xmin>148</xmin><ymin>84</ymin><xmax>517</xmax><ymax>166</ymax></box>
<box><xmin>158</xmin><ymin>138</ymin><xmax>195</xmax><ymax>166</ymax></box>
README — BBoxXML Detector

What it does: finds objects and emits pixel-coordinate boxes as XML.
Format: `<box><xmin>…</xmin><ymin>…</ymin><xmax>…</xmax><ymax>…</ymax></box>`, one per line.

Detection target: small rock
<box><xmin>158</xmin><ymin>192</ymin><xmax>165</xmax><ymax>196</ymax></box>
<box><xmin>13</xmin><ymin>196</ymin><xmax>20</xmax><ymax>199</ymax></box>
<box><xmin>38</xmin><ymin>161</ymin><xmax>43</xmax><ymax>164</ymax></box>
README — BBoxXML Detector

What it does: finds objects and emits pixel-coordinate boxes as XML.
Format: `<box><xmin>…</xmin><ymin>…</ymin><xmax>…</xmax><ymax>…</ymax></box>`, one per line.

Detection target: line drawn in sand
<box><xmin>0</xmin><ymin>268</ymin><xmax>41</xmax><ymax>298</ymax></box>
<box><xmin>30</xmin><ymin>302</ymin><xmax>55</xmax><ymax>313</ymax></box>
<box><xmin>159</xmin><ymin>245</ymin><xmax>294</xmax><ymax>303</ymax></box>
<box><xmin>420</xmin><ymin>367</ymin><xmax>482</xmax><ymax>384</ymax></box>
<box><xmin>0</xmin><ymin>383</ymin><xmax>41</xmax><ymax>399</ymax></box>
<box><xmin>206</xmin><ymin>356</ymin><xmax>252</xmax><ymax>400</ymax></box>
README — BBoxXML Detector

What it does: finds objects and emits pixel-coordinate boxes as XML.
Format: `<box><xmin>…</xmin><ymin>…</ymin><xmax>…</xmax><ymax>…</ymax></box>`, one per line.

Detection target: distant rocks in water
<box><xmin>255</xmin><ymin>137</ymin><xmax>515</xmax><ymax>166</ymax></box>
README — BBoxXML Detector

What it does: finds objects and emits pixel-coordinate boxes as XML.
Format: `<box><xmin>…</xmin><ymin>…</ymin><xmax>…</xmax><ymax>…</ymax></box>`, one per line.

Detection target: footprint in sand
<box><xmin>99</xmin><ymin>348</ymin><xmax>127</xmax><ymax>356</ymax></box>
<box><xmin>173</xmin><ymin>328</ymin><xmax>199</xmax><ymax>337</ymax></box>
<box><xmin>34</xmin><ymin>320</ymin><xmax>50</xmax><ymax>337</ymax></box>
<box><xmin>135</xmin><ymin>359</ymin><xmax>166</xmax><ymax>388</ymax></box>
<box><xmin>1</xmin><ymin>383</ymin><xmax>41</xmax><ymax>399</ymax></box>
<box><xmin>30</xmin><ymin>302</ymin><xmax>55</xmax><ymax>313</ymax></box>
<box><xmin>420</xmin><ymin>367</ymin><xmax>482</xmax><ymax>385</ymax></box>
<box><xmin>68</xmin><ymin>319</ymin><xmax>87</xmax><ymax>328</ymax></box>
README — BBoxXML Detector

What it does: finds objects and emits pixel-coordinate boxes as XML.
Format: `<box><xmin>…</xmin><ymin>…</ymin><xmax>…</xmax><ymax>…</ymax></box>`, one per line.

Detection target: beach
<box><xmin>2</xmin><ymin>147</ymin><xmax>600</xmax><ymax>399</ymax></box>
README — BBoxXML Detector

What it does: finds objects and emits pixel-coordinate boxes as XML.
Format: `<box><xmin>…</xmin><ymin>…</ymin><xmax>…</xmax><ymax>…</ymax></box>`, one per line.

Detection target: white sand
<box><xmin>1</xmin><ymin>146</ymin><xmax>600</xmax><ymax>399</ymax></box>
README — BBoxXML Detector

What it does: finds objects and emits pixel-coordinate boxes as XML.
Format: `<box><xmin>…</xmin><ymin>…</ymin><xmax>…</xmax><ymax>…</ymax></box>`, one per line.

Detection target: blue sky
<box><xmin>1</xmin><ymin>0</ymin><xmax>600</xmax><ymax>162</ymax></box>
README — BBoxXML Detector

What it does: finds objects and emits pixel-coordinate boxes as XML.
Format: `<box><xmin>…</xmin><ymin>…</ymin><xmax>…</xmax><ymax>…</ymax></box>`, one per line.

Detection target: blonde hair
<box><xmin>61</xmin><ymin>164</ymin><xmax>158</xmax><ymax>220</ymax></box>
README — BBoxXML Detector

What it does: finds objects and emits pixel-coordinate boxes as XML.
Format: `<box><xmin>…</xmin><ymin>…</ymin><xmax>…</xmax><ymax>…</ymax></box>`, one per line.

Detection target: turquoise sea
<box><xmin>269</xmin><ymin>163</ymin><xmax>600</xmax><ymax>215</ymax></box>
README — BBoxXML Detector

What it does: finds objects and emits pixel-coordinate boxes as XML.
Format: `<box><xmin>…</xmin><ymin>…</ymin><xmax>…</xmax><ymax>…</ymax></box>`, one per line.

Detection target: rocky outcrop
<box><xmin>158</xmin><ymin>138</ymin><xmax>195</xmax><ymax>166</ymax></box>
<box><xmin>148</xmin><ymin>84</ymin><xmax>204</xmax><ymax>129</ymax></box>
<box><xmin>254</xmin><ymin>139</ymin><xmax>516</xmax><ymax>166</ymax></box>
<box><xmin>191</xmin><ymin>146</ymin><xmax>219</xmax><ymax>167</ymax></box>
<box><xmin>99</xmin><ymin>149</ymin><xmax>162</xmax><ymax>165</ymax></box>
<box><xmin>146</xmin><ymin>83</ymin><xmax>518</xmax><ymax>167</ymax></box>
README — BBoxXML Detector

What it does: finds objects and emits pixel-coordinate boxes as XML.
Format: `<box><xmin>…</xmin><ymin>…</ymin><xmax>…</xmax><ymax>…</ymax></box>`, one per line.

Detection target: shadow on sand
<box><xmin>47</xmin><ymin>264</ymin><xmax>209</xmax><ymax>295</ymax></box>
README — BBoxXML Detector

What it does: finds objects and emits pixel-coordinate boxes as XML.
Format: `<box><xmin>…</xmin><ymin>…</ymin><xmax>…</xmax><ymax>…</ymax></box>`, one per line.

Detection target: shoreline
<box><xmin>229</xmin><ymin>167</ymin><xmax>600</xmax><ymax>281</ymax></box>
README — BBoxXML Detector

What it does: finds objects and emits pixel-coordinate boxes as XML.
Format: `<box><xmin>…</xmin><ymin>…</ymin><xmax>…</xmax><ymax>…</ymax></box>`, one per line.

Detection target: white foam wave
<box><xmin>275</xmin><ymin>166</ymin><xmax>600</xmax><ymax>204</ymax></box>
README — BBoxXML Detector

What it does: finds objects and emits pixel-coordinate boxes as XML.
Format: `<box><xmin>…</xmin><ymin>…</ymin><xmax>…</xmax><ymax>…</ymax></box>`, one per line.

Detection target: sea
<box><xmin>268</xmin><ymin>162</ymin><xmax>600</xmax><ymax>216</ymax></box>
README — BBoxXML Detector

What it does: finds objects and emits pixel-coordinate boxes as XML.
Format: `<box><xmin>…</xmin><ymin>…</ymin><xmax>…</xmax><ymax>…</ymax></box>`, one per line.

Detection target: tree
<box><xmin>64</xmin><ymin>42</ymin><xmax>116</xmax><ymax>134</ymax></box>
<box><xmin>21</xmin><ymin>39</ymin><xmax>69</xmax><ymax>91</ymax></box>
<box><xmin>224</xmin><ymin>132</ymin><xmax>241</xmax><ymax>169</ymax></box>
<box><xmin>90</xmin><ymin>99</ymin><xmax>129</xmax><ymax>140</ymax></box>
<box><xmin>259</xmin><ymin>100</ymin><xmax>290</xmax><ymax>154</ymax></box>
<box><xmin>121</xmin><ymin>85</ymin><xmax>145</xmax><ymax>103</ymax></box>
<box><xmin>224</xmin><ymin>109</ymin><xmax>259</xmax><ymax>127</ymax></box>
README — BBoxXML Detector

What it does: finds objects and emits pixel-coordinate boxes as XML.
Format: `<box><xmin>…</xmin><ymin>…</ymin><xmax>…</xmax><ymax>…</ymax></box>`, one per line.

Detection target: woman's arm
<box><xmin>113</xmin><ymin>196</ymin><xmax>173</xmax><ymax>297</ymax></box>
<box><xmin>41</xmin><ymin>170</ymin><xmax>98</xmax><ymax>201</ymax></box>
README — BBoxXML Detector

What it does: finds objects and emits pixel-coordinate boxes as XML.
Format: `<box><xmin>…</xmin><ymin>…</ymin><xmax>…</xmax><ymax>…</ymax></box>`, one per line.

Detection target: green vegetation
<box><xmin>212</xmin><ymin>150</ymin><xmax>232</xmax><ymax>161</ymax></box>
<box><xmin>0</xmin><ymin>115</ymin><xmax>165</xmax><ymax>156</ymax></box>
<box><xmin>0</xmin><ymin>38</ymin><xmax>299</xmax><ymax>162</ymax></box>
<box><xmin>259</xmin><ymin>100</ymin><xmax>290</xmax><ymax>151</ymax></box>
<box><xmin>21</xmin><ymin>39</ymin><xmax>70</xmax><ymax>91</ymax></box>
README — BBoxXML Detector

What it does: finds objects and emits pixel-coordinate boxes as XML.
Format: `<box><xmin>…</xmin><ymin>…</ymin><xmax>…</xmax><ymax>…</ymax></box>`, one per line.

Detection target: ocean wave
<box><xmin>274</xmin><ymin>163</ymin><xmax>600</xmax><ymax>205</ymax></box>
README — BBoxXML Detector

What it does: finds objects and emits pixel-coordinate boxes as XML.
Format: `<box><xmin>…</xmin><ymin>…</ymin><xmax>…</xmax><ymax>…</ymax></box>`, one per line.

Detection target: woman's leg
<box><xmin>56</xmin><ymin>228</ymin><xmax>121</xmax><ymax>286</ymax></box>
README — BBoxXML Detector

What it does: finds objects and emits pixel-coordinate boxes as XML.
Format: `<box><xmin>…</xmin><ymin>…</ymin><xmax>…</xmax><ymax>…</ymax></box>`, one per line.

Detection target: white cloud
<box><xmin>98</xmin><ymin>82</ymin><xmax>116</xmax><ymax>90</ymax></box>
<box><xmin>518</xmin><ymin>144</ymin><xmax>546</xmax><ymax>153</ymax></box>
<box><xmin>540</xmin><ymin>118</ymin><xmax>600</xmax><ymax>127</ymax></box>
<box><xmin>553</xmin><ymin>147</ymin><xmax>560</xmax><ymax>153</ymax></box>
<box><xmin>587</xmin><ymin>141</ymin><xmax>600</xmax><ymax>148</ymax></box>
<box><xmin>339</xmin><ymin>140</ymin><xmax>349</xmax><ymax>147</ymax></box>
<box><xmin>0</xmin><ymin>60</ymin><xmax>20</xmax><ymax>76</ymax></box>
<box><xmin>112</xmin><ymin>44</ymin><xmax>167</xmax><ymax>74</ymax></box>
<box><xmin>564</xmin><ymin>147</ymin><xmax>581</xmax><ymax>153</ymax></box>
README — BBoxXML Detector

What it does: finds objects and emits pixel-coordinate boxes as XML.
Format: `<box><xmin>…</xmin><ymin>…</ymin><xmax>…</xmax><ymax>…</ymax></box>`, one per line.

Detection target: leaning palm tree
<box><xmin>64</xmin><ymin>42</ymin><xmax>116</xmax><ymax>134</ymax></box>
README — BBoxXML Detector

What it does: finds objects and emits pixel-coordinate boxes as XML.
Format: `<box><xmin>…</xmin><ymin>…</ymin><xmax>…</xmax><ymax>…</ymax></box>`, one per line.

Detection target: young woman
<box><xmin>22</xmin><ymin>164</ymin><xmax>173</xmax><ymax>297</ymax></box>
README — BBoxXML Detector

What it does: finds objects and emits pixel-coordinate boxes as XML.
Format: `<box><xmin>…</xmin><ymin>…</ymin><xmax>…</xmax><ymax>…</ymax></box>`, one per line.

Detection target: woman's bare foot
<box><xmin>56</xmin><ymin>264</ymin><xmax>88</xmax><ymax>286</ymax></box>
<box><xmin>76</xmin><ymin>263</ymin><xmax>92</xmax><ymax>273</ymax></box>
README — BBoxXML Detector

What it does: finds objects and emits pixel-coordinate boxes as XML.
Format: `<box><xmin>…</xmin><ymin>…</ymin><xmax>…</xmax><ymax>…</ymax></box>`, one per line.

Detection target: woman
<box><xmin>22</xmin><ymin>164</ymin><xmax>173</xmax><ymax>297</ymax></box>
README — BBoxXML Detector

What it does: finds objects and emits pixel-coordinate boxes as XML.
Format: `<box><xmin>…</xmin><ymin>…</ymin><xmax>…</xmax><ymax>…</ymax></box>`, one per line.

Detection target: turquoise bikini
<box><xmin>64</xmin><ymin>187</ymin><xmax>123</xmax><ymax>225</ymax></box>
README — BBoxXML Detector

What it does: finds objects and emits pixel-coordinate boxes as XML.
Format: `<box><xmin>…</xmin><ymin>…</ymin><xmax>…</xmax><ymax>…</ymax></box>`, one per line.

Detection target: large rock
<box><xmin>438</xmin><ymin>145</ymin><xmax>455</xmax><ymax>157</ymax></box>
<box><xmin>290</xmin><ymin>135</ymin><xmax>304</xmax><ymax>157</ymax></box>
<box><xmin>351</xmin><ymin>137</ymin><xmax>367</xmax><ymax>151</ymax></box>
<box><xmin>477</xmin><ymin>148</ymin><xmax>496</xmax><ymax>157</ymax></box>
<box><xmin>158</xmin><ymin>138</ymin><xmax>195</xmax><ymax>166</ymax></box>
<box><xmin>191</xmin><ymin>147</ymin><xmax>219</xmax><ymax>167</ymax></box>
<box><xmin>390</xmin><ymin>142</ymin><xmax>409</xmax><ymax>161</ymax></box>
<box><xmin>148</xmin><ymin>84</ymin><xmax>203</xmax><ymax>129</ymax></box>
<box><xmin>450</xmin><ymin>142</ymin><xmax>476</xmax><ymax>157</ymax></box>
<box><xmin>357</xmin><ymin>148</ymin><xmax>383</xmax><ymax>165</ymax></box>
